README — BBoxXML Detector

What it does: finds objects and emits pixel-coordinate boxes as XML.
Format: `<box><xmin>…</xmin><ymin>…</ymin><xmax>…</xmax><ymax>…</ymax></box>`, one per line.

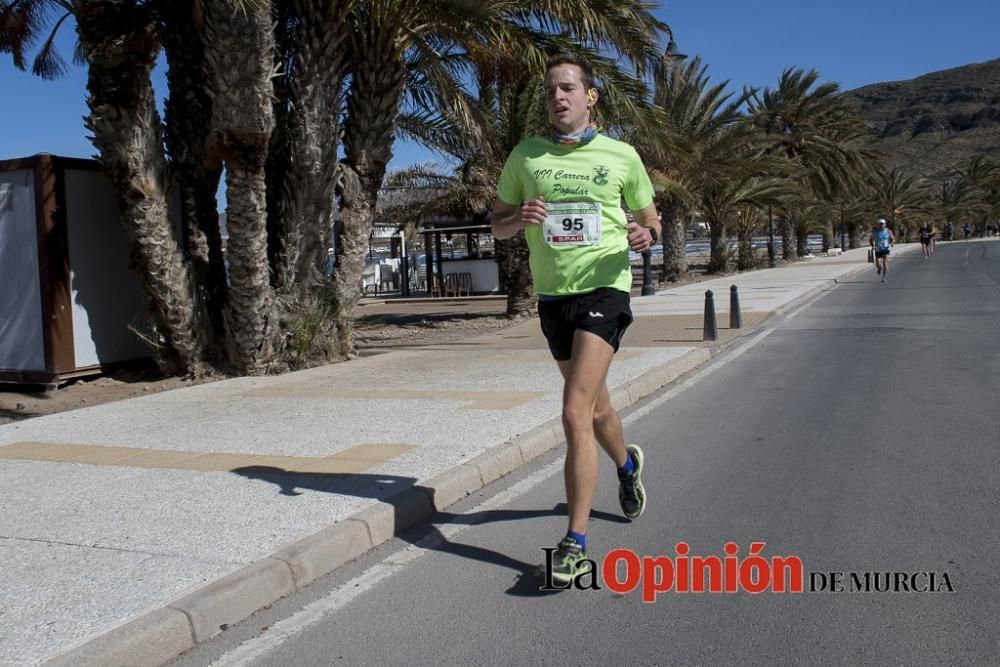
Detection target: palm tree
<box><xmin>160</xmin><ymin>1</ymin><xmax>227</xmax><ymax>359</ymax></box>
<box><xmin>955</xmin><ymin>156</ymin><xmax>1000</xmax><ymax>237</ymax></box>
<box><xmin>934</xmin><ymin>179</ymin><xmax>976</xmax><ymax>240</ymax></box>
<box><xmin>748</xmin><ymin>68</ymin><xmax>873</xmax><ymax>260</ymax></box>
<box><xmin>692</xmin><ymin>154</ymin><xmax>786</xmax><ymax>273</ymax></box>
<box><xmin>644</xmin><ymin>56</ymin><xmax>747</xmax><ymax>281</ymax></box>
<box><xmin>392</xmin><ymin>65</ymin><xmax>549</xmax><ymax>316</ymax></box>
<box><xmin>333</xmin><ymin>2</ymin><xmax>670</xmax><ymax>329</ymax></box>
<box><xmin>266</xmin><ymin>1</ymin><xmax>355</xmax><ymax>300</ymax></box>
<box><xmin>75</xmin><ymin>0</ymin><xmax>213</xmax><ymax>374</ymax></box>
<box><xmin>732</xmin><ymin>206</ymin><xmax>763</xmax><ymax>271</ymax></box>
<box><xmin>195</xmin><ymin>0</ymin><xmax>281</xmax><ymax>373</ymax></box>
<box><xmin>4</xmin><ymin>0</ymin><xmax>358</xmax><ymax>373</ymax></box>
<box><xmin>2</xmin><ymin>0</ymin><xmax>217</xmax><ymax>374</ymax></box>
<box><xmin>868</xmin><ymin>167</ymin><xmax>931</xmax><ymax>240</ymax></box>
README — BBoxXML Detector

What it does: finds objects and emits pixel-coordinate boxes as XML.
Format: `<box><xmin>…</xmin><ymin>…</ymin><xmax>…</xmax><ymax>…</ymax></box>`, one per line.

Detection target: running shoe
<box><xmin>549</xmin><ymin>535</ymin><xmax>588</xmax><ymax>585</ymax></box>
<box><xmin>618</xmin><ymin>444</ymin><xmax>646</xmax><ymax>520</ymax></box>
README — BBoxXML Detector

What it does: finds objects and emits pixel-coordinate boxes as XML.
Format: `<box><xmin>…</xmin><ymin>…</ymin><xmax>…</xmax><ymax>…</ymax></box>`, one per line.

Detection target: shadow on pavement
<box><xmin>232</xmin><ymin>466</ymin><xmax>628</xmax><ymax>597</ymax></box>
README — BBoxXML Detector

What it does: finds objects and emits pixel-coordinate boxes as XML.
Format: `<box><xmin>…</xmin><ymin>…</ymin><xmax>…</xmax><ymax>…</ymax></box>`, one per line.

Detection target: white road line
<box><xmin>211</xmin><ymin>324</ymin><xmax>780</xmax><ymax>666</ymax></box>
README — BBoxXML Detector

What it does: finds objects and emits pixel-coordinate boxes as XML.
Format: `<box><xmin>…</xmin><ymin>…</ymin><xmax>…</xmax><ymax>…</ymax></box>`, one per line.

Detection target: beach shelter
<box><xmin>0</xmin><ymin>154</ymin><xmax>150</xmax><ymax>386</ymax></box>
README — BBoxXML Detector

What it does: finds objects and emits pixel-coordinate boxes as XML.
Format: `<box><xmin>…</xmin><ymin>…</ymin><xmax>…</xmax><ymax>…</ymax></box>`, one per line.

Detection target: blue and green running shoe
<box><xmin>549</xmin><ymin>535</ymin><xmax>588</xmax><ymax>585</ymax></box>
<box><xmin>618</xmin><ymin>444</ymin><xmax>646</xmax><ymax>520</ymax></box>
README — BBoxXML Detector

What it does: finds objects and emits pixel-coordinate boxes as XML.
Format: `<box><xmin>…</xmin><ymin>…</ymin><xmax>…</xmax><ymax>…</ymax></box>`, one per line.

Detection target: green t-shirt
<box><xmin>495</xmin><ymin>134</ymin><xmax>655</xmax><ymax>296</ymax></box>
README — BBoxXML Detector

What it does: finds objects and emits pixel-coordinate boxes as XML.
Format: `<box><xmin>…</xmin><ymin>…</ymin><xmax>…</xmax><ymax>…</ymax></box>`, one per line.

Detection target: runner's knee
<box><xmin>562</xmin><ymin>399</ymin><xmax>593</xmax><ymax>432</ymax></box>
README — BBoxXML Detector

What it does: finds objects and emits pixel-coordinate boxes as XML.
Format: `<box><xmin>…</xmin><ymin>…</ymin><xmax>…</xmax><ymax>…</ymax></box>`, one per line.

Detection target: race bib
<box><xmin>543</xmin><ymin>202</ymin><xmax>602</xmax><ymax>246</ymax></box>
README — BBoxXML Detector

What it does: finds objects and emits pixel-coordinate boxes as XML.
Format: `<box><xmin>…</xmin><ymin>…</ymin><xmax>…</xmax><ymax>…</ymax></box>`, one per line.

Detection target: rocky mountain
<box><xmin>845</xmin><ymin>58</ymin><xmax>1000</xmax><ymax>181</ymax></box>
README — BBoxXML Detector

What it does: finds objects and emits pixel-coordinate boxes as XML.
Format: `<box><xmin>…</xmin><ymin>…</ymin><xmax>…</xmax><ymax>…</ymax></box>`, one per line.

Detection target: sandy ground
<box><xmin>0</xmin><ymin>253</ymin><xmax>756</xmax><ymax>426</ymax></box>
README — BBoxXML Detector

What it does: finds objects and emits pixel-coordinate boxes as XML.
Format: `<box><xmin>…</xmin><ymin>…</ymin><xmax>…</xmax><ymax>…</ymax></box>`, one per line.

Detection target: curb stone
<box><xmin>170</xmin><ymin>557</ymin><xmax>296</xmax><ymax>645</ymax></box>
<box><xmin>44</xmin><ymin>608</ymin><xmax>194</xmax><ymax>667</ymax></box>
<box><xmin>43</xmin><ymin>263</ymin><xmax>870</xmax><ymax>667</ymax></box>
<box><xmin>348</xmin><ymin>487</ymin><xmax>435</xmax><ymax>548</ymax></box>
<box><xmin>270</xmin><ymin>519</ymin><xmax>373</xmax><ymax>590</ymax></box>
<box><xmin>421</xmin><ymin>463</ymin><xmax>486</xmax><ymax>511</ymax></box>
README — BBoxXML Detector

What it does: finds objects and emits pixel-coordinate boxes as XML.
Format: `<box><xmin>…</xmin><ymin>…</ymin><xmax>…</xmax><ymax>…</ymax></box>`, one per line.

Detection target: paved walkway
<box><xmin>0</xmin><ymin>246</ymin><xmax>910</xmax><ymax>666</ymax></box>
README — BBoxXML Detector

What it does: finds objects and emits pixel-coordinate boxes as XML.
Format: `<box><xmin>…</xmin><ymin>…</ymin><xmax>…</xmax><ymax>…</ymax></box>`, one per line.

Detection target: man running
<box><xmin>491</xmin><ymin>53</ymin><xmax>660</xmax><ymax>584</ymax></box>
<box><xmin>920</xmin><ymin>223</ymin><xmax>933</xmax><ymax>258</ymax></box>
<box><xmin>870</xmin><ymin>218</ymin><xmax>894</xmax><ymax>282</ymax></box>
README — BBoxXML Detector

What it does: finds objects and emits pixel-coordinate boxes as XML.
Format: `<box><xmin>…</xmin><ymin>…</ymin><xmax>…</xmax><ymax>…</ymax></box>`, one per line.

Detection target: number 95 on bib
<box><xmin>543</xmin><ymin>202</ymin><xmax>602</xmax><ymax>246</ymax></box>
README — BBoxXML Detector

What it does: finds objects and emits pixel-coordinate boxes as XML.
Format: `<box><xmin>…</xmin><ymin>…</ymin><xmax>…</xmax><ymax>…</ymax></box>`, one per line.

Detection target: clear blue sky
<box><xmin>2</xmin><ymin>0</ymin><xmax>998</xmax><ymax>178</ymax></box>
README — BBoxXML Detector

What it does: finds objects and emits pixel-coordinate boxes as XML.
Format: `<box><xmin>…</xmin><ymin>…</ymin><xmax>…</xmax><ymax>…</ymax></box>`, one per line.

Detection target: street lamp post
<box><xmin>767</xmin><ymin>207</ymin><xmax>776</xmax><ymax>268</ymax></box>
<box><xmin>839</xmin><ymin>204</ymin><xmax>848</xmax><ymax>250</ymax></box>
<box><xmin>640</xmin><ymin>33</ymin><xmax>686</xmax><ymax>297</ymax></box>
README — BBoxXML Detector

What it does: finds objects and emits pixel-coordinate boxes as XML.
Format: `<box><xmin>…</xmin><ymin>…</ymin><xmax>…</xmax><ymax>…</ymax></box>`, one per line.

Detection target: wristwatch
<box><xmin>647</xmin><ymin>226</ymin><xmax>658</xmax><ymax>243</ymax></box>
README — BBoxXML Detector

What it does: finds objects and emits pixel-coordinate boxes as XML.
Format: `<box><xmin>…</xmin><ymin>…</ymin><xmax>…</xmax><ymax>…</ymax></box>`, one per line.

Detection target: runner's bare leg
<box><xmin>558</xmin><ymin>330</ymin><xmax>620</xmax><ymax>534</ymax></box>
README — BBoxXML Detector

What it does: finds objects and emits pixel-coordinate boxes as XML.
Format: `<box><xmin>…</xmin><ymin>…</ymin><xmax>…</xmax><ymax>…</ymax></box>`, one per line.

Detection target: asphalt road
<box><xmin>174</xmin><ymin>240</ymin><xmax>1000</xmax><ymax>666</ymax></box>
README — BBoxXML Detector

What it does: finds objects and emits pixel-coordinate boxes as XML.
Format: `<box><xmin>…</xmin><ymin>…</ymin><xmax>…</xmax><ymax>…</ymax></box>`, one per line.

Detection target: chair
<box><xmin>431</xmin><ymin>274</ymin><xmax>445</xmax><ymax>297</ymax></box>
<box><xmin>360</xmin><ymin>263</ymin><xmax>377</xmax><ymax>296</ymax></box>
<box><xmin>378</xmin><ymin>263</ymin><xmax>396</xmax><ymax>294</ymax></box>
<box><xmin>457</xmin><ymin>272</ymin><xmax>473</xmax><ymax>296</ymax></box>
<box><xmin>443</xmin><ymin>272</ymin><xmax>472</xmax><ymax>297</ymax></box>
<box><xmin>415</xmin><ymin>264</ymin><xmax>428</xmax><ymax>292</ymax></box>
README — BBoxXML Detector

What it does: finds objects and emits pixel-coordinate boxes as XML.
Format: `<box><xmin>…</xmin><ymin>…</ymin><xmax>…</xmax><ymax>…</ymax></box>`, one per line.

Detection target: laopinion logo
<box><xmin>540</xmin><ymin>542</ymin><xmax>955</xmax><ymax>599</ymax></box>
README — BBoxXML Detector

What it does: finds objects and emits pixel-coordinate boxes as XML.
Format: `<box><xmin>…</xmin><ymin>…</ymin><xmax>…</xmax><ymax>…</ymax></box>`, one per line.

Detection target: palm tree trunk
<box><xmin>659</xmin><ymin>202</ymin><xmax>687</xmax><ymax>282</ymax></box>
<box><xmin>737</xmin><ymin>229</ymin><xmax>754</xmax><ymax>271</ymax></box>
<box><xmin>224</xmin><ymin>152</ymin><xmax>275</xmax><ymax>371</ymax></box>
<box><xmin>75</xmin><ymin>0</ymin><xmax>207</xmax><ymax>376</ymax></box>
<box><xmin>267</xmin><ymin>0</ymin><xmax>350</xmax><ymax>306</ymax></box>
<box><xmin>334</xmin><ymin>24</ymin><xmax>406</xmax><ymax>357</ymax></box>
<box><xmin>796</xmin><ymin>230</ymin><xmax>809</xmax><ymax>258</ymax></box>
<box><xmin>781</xmin><ymin>216</ymin><xmax>797</xmax><ymax>260</ymax></box>
<box><xmin>334</xmin><ymin>165</ymin><xmax>374</xmax><ymax>357</ymax></box>
<box><xmin>203</xmin><ymin>0</ymin><xmax>277</xmax><ymax>372</ymax></box>
<box><xmin>496</xmin><ymin>235</ymin><xmax>535</xmax><ymax>316</ymax></box>
<box><xmin>707</xmin><ymin>223</ymin><xmax>728</xmax><ymax>274</ymax></box>
<box><xmin>162</xmin><ymin>3</ymin><xmax>227</xmax><ymax>362</ymax></box>
<box><xmin>849</xmin><ymin>225</ymin><xmax>860</xmax><ymax>249</ymax></box>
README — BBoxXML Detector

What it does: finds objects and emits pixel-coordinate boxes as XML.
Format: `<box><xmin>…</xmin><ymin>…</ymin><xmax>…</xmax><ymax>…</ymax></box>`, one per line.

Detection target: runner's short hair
<box><xmin>545</xmin><ymin>53</ymin><xmax>596</xmax><ymax>90</ymax></box>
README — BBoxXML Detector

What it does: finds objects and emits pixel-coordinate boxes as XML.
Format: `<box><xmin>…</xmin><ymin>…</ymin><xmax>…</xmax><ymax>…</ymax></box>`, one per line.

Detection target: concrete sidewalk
<box><xmin>0</xmin><ymin>246</ymin><xmax>912</xmax><ymax>666</ymax></box>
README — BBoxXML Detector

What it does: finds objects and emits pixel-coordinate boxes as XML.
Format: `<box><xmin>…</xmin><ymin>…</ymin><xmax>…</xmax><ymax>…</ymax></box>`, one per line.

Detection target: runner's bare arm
<box><xmin>491</xmin><ymin>198</ymin><xmax>546</xmax><ymax>240</ymax></box>
<box><xmin>627</xmin><ymin>203</ymin><xmax>662</xmax><ymax>252</ymax></box>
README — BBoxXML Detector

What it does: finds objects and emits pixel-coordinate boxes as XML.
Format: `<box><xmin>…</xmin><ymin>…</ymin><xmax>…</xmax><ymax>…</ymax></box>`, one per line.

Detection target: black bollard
<box><xmin>641</xmin><ymin>249</ymin><xmax>656</xmax><ymax>296</ymax></box>
<box><xmin>703</xmin><ymin>290</ymin><xmax>718</xmax><ymax>341</ymax></box>
<box><xmin>730</xmin><ymin>284</ymin><xmax>742</xmax><ymax>329</ymax></box>
<box><xmin>867</xmin><ymin>248</ymin><xmax>874</xmax><ymax>263</ymax></box>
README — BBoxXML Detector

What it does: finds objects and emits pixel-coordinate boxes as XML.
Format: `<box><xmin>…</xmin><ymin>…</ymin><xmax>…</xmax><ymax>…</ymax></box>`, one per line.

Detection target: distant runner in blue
<box><xmin>870</xmin><ymin>218</ymin><xmax>895</xmax><ymax>283</ymax></box>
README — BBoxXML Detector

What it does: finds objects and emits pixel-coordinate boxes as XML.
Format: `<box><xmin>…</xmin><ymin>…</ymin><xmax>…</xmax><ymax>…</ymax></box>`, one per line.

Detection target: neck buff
<box><xmin>550</xmin><ymin>121</ymin><xmax>600</xmax><ymax>146</ymax></box>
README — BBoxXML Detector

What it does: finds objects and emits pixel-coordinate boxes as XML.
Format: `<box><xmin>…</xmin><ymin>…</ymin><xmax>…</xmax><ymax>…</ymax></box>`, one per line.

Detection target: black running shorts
<box><xmin>537</xmin><ymin>287</ymin><xmax>633</xmax><ymax>361</ymax></box>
